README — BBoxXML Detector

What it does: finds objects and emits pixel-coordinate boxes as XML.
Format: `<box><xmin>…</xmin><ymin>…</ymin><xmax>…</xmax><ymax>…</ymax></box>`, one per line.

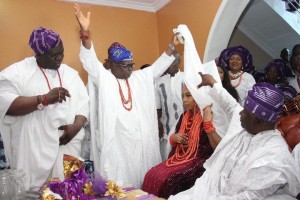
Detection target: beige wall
<box><xmin>0</xmin><ymin>0</ymin><xmax>159</xmax><ymax>83</ymax></box>
<box><xmin>0</xmin><ymin>0</ymin><xmax>222</xmax><ymax>83</ymax></box>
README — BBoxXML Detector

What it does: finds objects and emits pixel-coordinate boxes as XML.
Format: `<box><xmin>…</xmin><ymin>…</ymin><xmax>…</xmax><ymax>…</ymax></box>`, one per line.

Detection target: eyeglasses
<box><xmin>115</xmin><ymin>62</ymin><xmax>135</xmax><ymax>69</ymax></box>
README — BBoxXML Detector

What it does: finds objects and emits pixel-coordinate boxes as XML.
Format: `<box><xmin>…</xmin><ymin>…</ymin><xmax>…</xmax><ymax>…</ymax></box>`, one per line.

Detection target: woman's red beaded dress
<box><xmin>142</xmin><ymin>110</ymin><xmax>213</xmax><ymax>199</ymax></box>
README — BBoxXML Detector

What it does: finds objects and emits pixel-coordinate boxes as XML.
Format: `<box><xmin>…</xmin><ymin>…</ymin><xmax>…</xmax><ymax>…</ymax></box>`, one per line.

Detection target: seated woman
<box><xmin>142</xmin><ymin>85</ymin><xmax>218</xmax><ymax>199</ymax></box>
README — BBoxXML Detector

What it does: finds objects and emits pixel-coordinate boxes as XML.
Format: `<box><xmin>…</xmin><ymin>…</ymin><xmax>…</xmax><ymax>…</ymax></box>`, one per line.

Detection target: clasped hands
<box><xmin>171</xmin><ymin>133</ymin><xmax>189</xmax><ymax>145</ymax></box>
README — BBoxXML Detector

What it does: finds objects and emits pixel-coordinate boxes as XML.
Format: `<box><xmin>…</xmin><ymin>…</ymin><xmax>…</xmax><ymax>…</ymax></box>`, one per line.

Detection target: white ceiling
<box><xmin>61</xmin><ymin>0</ymin><xmax>171</xmax><ymax>12</ymax></box>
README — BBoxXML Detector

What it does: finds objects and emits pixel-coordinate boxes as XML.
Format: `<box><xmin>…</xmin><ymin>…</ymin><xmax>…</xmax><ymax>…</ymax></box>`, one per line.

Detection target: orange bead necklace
<box><xmin>166</xmin><ymin>107</ymin><xmax>203</xmax><ymax>167</ymax></box>
<box><xmin>230</xmin><ymin>73</ymin><xmax>243</xmax><ymax>88</ymax></box>
<box><xmin>116</xmin><ymin>79</ymin><xmax>132</xmax><ymax>111</ymax></box>
<box><xmin>39</xmin><ymin>66</ymin><xmax>62</xmax><ymax>90</ymax></box>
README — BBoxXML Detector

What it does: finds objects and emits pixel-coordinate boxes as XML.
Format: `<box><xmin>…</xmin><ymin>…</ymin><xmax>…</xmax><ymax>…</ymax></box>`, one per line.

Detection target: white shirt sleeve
<box><xmin>0</xmin><ymin>78</ymin><xmax>19</xmax><ymax>124</ymax></box>
<box><xmin>151</xmin><ymin>52</ymin><xmax>175</xmax><ymax>79</ymax></box>
<box><xmin>208</xmin><ymin>83</ymin><xmax>241</xmax><ymax>121</ymax></box>
<box><xmin>79</xmin><ymin>42</ymin><xmax>108</xmax><ymax>87</ymax></box>
<box><xmin>73</xmin><ymin>75</ymin><xmax>89</xmax><ymax>118</ymax></box>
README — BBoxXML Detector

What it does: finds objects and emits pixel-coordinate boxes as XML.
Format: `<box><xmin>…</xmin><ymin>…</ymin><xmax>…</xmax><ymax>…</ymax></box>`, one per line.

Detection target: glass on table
<box><xmin>0</xmin><ymin>169</ymin><xmax>11</xmax><ymax>200</ymax></box>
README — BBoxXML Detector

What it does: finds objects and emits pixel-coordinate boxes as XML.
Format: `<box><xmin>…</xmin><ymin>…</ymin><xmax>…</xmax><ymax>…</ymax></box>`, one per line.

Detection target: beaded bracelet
<box><xmin>80</xmin><ymin>30</ymin><xmax>90</xmax><ymax>40</ymax></box>
<box><xmin>203</xmin><ymin>121</ymin><xmax>216</xmax><ymax>134</ymax></box>
<box><xmin>43</xmin><ymin>94</ymin><xmax>48</xmax><ymax>106</ymax></box>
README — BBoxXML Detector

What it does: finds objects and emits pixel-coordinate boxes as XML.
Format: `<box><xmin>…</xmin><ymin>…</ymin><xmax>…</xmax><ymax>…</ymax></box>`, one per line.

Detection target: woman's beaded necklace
<box><xmin>228</xmin><ymin>70</ymin><xmax>243</xmax><ymax>79</ymax></box>
<box><xmin>229</xmin><ymin>71</ymin><xmax>243</xmax><ymax>88</ymax></box>
<box><xmin>166</xmin><ymin>107</ymin><xmax>202</xmax><ymax>167</ymax></box>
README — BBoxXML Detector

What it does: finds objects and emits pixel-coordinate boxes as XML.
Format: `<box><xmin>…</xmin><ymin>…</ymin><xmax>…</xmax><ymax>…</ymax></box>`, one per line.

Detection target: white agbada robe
<box><xmin>155</xmin><ymin>72</ymin><xmax>184</xmax><ymax>160</ymax></box>
<box><xmin>231</xmin><ymin>72</ymin><xmax>256</xmax><ymax>106</ymax></box>
<box><xmin>293</xmin><ymin>143</ymin><xmax>300</xmax><ymax>168</ymax></box>
<box><xmin>0</xmin><ymin>57</ymin><xmax>89</xmax><ymax>190</ymax></box>
<box><xmin>169</xmin><ymin>83</ymin><xmax>300</xmax><ymax>200</ymax></box>
<box><xmin>80</xmin><ymin>43</ymin><xmax>175</xmax><ymax>188</ymax></box>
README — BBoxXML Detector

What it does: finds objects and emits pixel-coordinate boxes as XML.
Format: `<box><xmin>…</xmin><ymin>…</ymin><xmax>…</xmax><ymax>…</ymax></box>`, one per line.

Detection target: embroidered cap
<box><xmin>245</xmin><ymin>82</ymin><xmax>284</xmax><ymax>122</ymax></box>
<box><xmin>108</xmin><ymin>42</ymin><xmax>133</xmax><ymax>62</ymax></box>
<box><xmin>29</xmin><ymin>27</ymin><xmax>63</xmax><ymax>55</ymax></box>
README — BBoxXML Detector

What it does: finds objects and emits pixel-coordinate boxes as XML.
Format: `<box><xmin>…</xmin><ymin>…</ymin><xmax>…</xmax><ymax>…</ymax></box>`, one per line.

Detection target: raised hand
<box><xmin>171</xmin><ymin>33</ymin><xmax>182</xmax><ymax>46</ymax></box>
<box><xmin>74</xmin><ymin>3</ymin><xmax>91</xmax><ymax>31</ymax></box>
<box><xmin>197</xmin><ymin>72</ymin><xmax>217</xmax><ymax>88</ymax></box>
<box><xmin>203</xmin><ymin>104</ymin><xmax>213</xmax><ymax>122</ymax></box>
<box><xmin>166</xmin><ymin>32</ymin><xmax>183</xmax><ymax>56</ymax></box>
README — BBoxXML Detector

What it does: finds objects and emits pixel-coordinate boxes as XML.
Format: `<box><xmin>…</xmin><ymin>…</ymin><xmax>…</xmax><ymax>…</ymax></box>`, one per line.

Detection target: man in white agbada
<box><xmin>155</xmin><ymin>51</ymin><xmax>184</xmax><ymax>161</ymax></box>
<box><xmin>74</xmin><ymin>4</ymin><xmax>181</xmax><ymax>188</ymax></box>
<box><xmin>0</xmin><ymin>27</ymin><xmax>89</xmax><ymax>190</ymax></box>
<box><xmin>169</xmin><ymin>74</ymin><xmax>300</xmax><ymax>199</ymax></box>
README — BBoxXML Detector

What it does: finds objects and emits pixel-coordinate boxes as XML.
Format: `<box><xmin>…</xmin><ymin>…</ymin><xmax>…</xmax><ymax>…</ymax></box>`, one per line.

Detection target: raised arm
<box><xmin>165</xmin><ymin>34</ymin><xmax>181</xmax><ymax>56</ymax></box>
<box><xmin>74</xmin><ymin>3</ymin><xmax>91</xmax><ymax>49</ymax></box>
<box><xmin>151</xmin><ymin>34</ymin><xmax>181</xmax><ymax>79</ymax></box>
<box><xmin>75</xmin><ymin>3</ymin><xmax>109</xmax><ymax>87</ymax></box>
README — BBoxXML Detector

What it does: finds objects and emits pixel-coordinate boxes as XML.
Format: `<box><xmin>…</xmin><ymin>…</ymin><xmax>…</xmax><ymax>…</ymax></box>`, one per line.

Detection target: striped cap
<box><xmin>245</xmin><ymin>82</ymin><xmax>284</xmax><ymax>122</ymax></box>
<box><xmin>29</xmin><ymin>27</ymin><xmax>63</xmax><ymax>55</ymax></box>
